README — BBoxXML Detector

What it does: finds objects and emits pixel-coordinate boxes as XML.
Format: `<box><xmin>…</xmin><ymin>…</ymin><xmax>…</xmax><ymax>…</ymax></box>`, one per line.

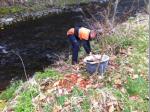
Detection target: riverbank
<box><xmin>0</xmin><ymin>0</ymin><xmax>147</xmax><ymax>91</ymax></box>
<box><xmin>1</xmin><ymin>0</ymin><xmax>147</xmax><ymax>28</ymax></box>
<box><xmin>0</xmin><ymin>0</ymin><xmax>110</xmax><ymax>28</ymax></box>
<box><xmin>0</xmin><ymin>13</ymin><xmax>148</xmax><ymax>112</ymax></box>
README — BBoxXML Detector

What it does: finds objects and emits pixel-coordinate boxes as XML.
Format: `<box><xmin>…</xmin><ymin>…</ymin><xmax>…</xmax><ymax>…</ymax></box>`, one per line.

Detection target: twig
<box><xmin>80</xmin><ymin>1</ymin><xmax>121</xmax><ymax>76</ymax></box>
<box><xmin>112</xmin><ymin>0</ymin><xmax>119</xmax><ymax>27</ymax></box>
<box><xmin>11</xmin><ymin>50</ymin><xmax>29</xmax><ymax>81</ymax></box>
<box><xmin>82</xmin><ymin>8</ymin><xmax>107</xmax><ymax>76</ymax></box>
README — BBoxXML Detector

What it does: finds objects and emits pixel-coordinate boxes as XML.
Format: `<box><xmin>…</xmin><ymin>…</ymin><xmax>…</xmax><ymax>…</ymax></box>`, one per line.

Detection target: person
<box><xmin>67</xmin><ymin>26</ymin><xmax>97</xmax><ymax>65</ymax></box>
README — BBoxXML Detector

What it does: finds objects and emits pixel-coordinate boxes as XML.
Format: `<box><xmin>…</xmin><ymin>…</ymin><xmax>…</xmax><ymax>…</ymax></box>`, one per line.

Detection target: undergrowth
<box><xmin>35</xmin><ymin>69</ymin><xmax>61</xmax><ymax>80</ymax></box>
<box><xmin>0</xmin><ymin>6</ymin><xmax>25</xmax><ymax>15</ymax></box>
<box><xmin>1</xmin><ymin>14</ymin><xmax>148</xmax><ymax>112</ymax></box>
<box><xmin>14</xmin><ymin>86</ymin><xmax>38</xmax><ymax>112</ymax></box>
<box><xmin>0</xmin><ymin>81</ymin><xmax>22</xmax><ymax>101</ymax></box>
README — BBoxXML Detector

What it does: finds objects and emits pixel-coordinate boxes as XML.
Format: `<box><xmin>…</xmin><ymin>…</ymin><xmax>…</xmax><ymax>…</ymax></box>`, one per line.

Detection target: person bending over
<box><xmin>67</xmin><ymin>26</ymin><xmax>97</xmax><ymax>65</ymax></box>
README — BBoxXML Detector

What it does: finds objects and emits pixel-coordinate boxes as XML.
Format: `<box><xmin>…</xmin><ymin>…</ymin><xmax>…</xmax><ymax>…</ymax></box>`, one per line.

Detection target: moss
<box><xmin>0</xmin><ymin>7</ymin><xmax>10</xmax><ymax>15</ymax></box>
<box><xmin>0</xmin><ymin>6</ymin><xmax>25</xmax><ymax>15</ymax></box>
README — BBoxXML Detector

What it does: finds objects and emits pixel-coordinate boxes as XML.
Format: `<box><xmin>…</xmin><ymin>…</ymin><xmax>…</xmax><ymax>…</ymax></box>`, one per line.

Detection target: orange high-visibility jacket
<box><xmin>67</xmin><ymin>27</ymin><xmax>91</xmax><ymax>40</ymax></box>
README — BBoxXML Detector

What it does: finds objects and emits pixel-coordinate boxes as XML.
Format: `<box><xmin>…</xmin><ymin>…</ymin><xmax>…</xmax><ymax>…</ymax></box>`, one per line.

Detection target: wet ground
<box><xmin>0</xmin><ymin>0</ymin><xmax>147</xmax><ymax>90</ymax></box>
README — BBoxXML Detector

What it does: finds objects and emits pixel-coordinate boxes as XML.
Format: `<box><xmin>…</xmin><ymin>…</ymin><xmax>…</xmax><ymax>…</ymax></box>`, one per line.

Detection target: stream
<box><xmin>0</xmin><ymin>0</ymin><xmax>147</xmax><ymax>91</ymax></box>
<box><xmin>0</xmin><ymin>10</ymin><xmax>84</xmax><ymax>90</ymax></box>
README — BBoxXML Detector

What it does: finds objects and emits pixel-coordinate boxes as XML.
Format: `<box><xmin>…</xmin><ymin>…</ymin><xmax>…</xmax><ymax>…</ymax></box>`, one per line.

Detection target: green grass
<box><xmin>14</xmin><ymin>86</ymin><xmax>38</xmax><ymax>112</ymax></box>
<box><xmin>107</xmin><ymin>35</ymin><xmax>133</xmax><ymax>48</ymax></box>
<box><xmin>112</xmin><ymin>89</ymin><xmax>130</xmax><ymax>112</ymax></box>
<box><xmin>113</xmin><ymin>84</ymin><xmax>148</xmax><ymax>112</ymax></box>
<box><xmin>125</xmin><ymin>76</ymin><xmax>148</xmax><ymax>96</ymax></box>
<box><xmin>0</xmin><ymin>81</ymin><xmax>22</xmax><ymax>101</ymax></box>
<box><xmin>0</xmin><ymin>81</ymin><xmax>22</xmax><ymax>111</ymax></box>
<box><xmin>90</xmin><ymin>14</ymin><xmax>148</xmax><ymax>112</ymax></box>
<box><xmin>79</xmin><ymin>18</ymin><xmax>148</xmax><ymax>111</ymax></box>
<box><xmin>35</xmin><ymin>69</ymin><xmax>61</xmax><ymax>80</ymax></box>
<box><xmin>81</xmin><ymin>98</ymin><xmax>90</xmax><ymax>112</ymax></box>
<box><xmin>1</xmin><ymin>14</ymin><xmax>148</xmax><ymax>112</ymax></box>
<box><xmin>56</xmin><ymin>95</ymin><xmax>68</xmax><ymax>106</ymax></box>
<box><xmin>43</xmin><ymin>103</ymin><xmax>53</xmax><ymax>112</ymax></box>
<box><xmin>0</xmin><ymin>0</ymin><xmax>91</xmax><ymax>16</ymax></box>
<box><xmin>72</xmin><ymin>106</ymin><xmax>81</xmax><ymax>112</ymax></box>
<box><xmin>72</xmin><ymin>86</ymin><xmax>84</xmax><ymax>96</ymax></box>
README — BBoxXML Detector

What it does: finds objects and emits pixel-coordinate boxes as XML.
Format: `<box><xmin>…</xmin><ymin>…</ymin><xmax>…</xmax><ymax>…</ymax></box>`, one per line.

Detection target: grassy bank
<box><xmin>0</xmin><ymin>0</ymin><xmax>90</xmax><ymax>16</ymax></box>
<box><xmin>0</xmin><ymin>13</ymin><xmax>148</xmax><ymax>112</ymax></box>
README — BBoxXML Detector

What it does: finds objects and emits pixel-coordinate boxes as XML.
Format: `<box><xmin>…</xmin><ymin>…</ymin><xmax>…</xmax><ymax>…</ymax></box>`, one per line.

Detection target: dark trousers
<box><xmin>68</xmin><ymin>35</ymin><xmax>91</xmax><ymax>64</ymax></box>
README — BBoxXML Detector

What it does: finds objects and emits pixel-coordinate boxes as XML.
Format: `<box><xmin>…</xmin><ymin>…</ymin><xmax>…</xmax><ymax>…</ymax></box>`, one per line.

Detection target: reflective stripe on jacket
<box><xmin>67</xmin><ymin>27</ymin><xmax>90</xmax><ymax>40</ymax></box>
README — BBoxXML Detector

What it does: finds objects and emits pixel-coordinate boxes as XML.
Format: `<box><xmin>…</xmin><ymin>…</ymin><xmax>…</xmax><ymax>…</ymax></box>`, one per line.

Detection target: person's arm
<box><xmin>82</xmin><ymin>40</ymin><xmax>91</xmax><ymax>54</ymax></box>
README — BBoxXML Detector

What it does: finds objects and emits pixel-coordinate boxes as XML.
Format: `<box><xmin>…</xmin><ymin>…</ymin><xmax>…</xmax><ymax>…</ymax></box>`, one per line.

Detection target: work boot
<box><xmin>72</xmin><ymin>61</ymin><xmax>78</xmax><ymax>65</ymax></box>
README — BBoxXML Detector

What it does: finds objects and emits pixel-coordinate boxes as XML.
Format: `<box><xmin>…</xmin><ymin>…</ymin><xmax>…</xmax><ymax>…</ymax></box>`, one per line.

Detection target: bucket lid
<box><xmin>83</xmin><ymin>54</ymin><xmax>109</xmax><ymax>64</ymax></box>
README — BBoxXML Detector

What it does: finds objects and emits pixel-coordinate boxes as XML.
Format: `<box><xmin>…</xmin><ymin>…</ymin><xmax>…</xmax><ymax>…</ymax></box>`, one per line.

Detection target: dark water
<box><xmin>0</xmin><ymin>11</ymin><xmax>85</xmax><ymax>90</ymax></box>
<box><xmin>0</xmin><ymin>0</ymin><xmax>147</xmax><ymax>90</ymax></box>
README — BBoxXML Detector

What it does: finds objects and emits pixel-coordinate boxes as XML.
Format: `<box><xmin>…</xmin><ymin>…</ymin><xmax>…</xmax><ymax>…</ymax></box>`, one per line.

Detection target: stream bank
<box><xmin>0</xmin><ymin>0</ymin><xmax>147</xmax><ymax>90</ymax></box>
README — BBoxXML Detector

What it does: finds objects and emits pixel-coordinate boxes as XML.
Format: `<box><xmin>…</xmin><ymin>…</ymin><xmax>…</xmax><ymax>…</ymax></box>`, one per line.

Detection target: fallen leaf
<box><xmin>79</xmin><ymin>79</ymin><xmax>91</xmax><ymax>88</ymax></box>
<box><xmin>65</xmin><ymin>74</ymin><xmax>79</xmax><ymax>84</ymax></box>
<box><xmin>92</xmin><ymin>83</ymin><xmax>104</xmax><ymax>89</ymax></box>
<box><xmin>110</xmin><ymin>55</ymin><xmax>117</xmax><ymax>61</ymax></box>
<box><xmin>132</xmin><ymin>111</ymin><xmax>138</xmax><ymax>112</ymax></box>
<box><xmin>114</xmin><ymin>79</ymin><xmax>122</xmax><ymax>85</ymax></box>
<box><xmin>126</xmin><ymin>66</ymin><xmax>134</xmax><ymax>74</ymax></box>
<box><xmin>108</xmin><ymin>105</ymin><xmax>115</xmax><ymax>112</ymax></box>
<box><xmin>109</xmin><ymin>61</ymin><xmax>119</xmax><ymax>70</ymax></box>
<box><xmin>120</xmin><ymin>87</ymin><xmax>126</xmax><ymax>93</ymax></box>
<box><xmin>39</xmin><ymin>93</ymin><xmax>46</xmax><ymax>101</ymax></box>
<box><xmin>120</xmin><ymin>49</ymin><xmax>126</xmax><ymax>54</ymax></box>
<box><xmin>53</xmin><ymin>81</ymin><xmax>60</xmax><ymax>87</ymax></box>
<box><xmin>0</xmin><ymin>100</ymin><xmax>6</xmax><ymax>111</ymax></box>
<box><xmin>114</xmin><ymin>79</ymin><xmax>122</xmax><ymax>88</ymax></box>
<box><xmin>53</xmin><ymin>105</ymin><xmax>62</xmax><ymax>112</ymax></box>
<box><xmin>132</xmin><ymin>74</ymin><xmax>139</xmax><ymax>79</ymax></box>
<box><xmin>129</xmin><ymin>95</ymin><xmax>139</xmax><ymax>101</ymax></box>
<box><xmin>127</xmin><ymin>47</ymin><xmax>133</xmax><ymax>55</ymax></box>
<box><xmin>72</xmin><ymin>65</ymin><xmax>80</xmax><ymax>71</ymax></box>
<box><xmin>107</xmin><ymin>101</ymin><xmax>118</xmax><ymax>106</ymax></box>
<box><xmin>58</xmin><ymin>79</ymin><xmax>73</xmax><ymax>92</ymax></box>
